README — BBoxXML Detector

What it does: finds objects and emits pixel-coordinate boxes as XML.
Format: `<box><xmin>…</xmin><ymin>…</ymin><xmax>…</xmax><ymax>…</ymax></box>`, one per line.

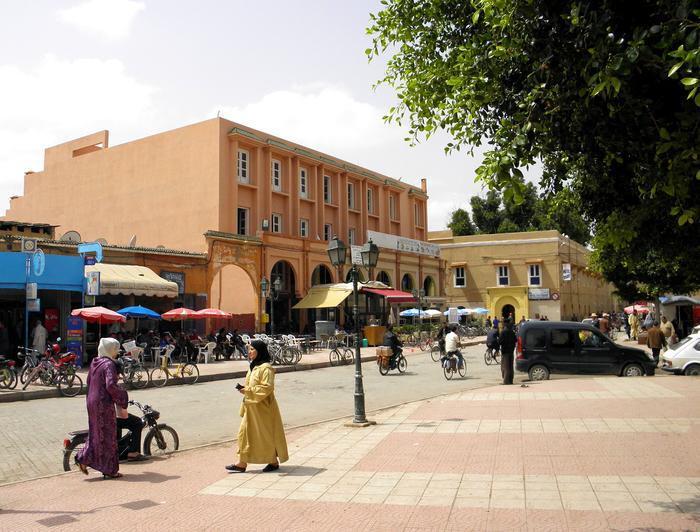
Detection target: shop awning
<box><xmin>361</xmin><ymin>288</ymin><xmax>417</xmax><ymax>303</ymax></box>
<box><xmin>292</xmin><ymin>286</ymin><xmax>353</xmax><ymax>309</ymax></box>
<box><xmin>85</xmin><ymin>264</ymin><xmax>179</xmax><ymax>298</ymax></box>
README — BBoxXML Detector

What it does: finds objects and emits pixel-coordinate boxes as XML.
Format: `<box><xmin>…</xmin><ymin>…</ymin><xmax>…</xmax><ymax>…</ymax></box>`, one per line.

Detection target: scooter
<box><xmin>62</xmin><ymin>400</ymin><xmax>179</xmax><ymax>471</ymax></box>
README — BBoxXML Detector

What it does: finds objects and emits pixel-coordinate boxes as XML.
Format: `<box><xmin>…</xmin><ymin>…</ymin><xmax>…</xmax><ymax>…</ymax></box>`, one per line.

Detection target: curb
<box><xmin>0</xmin><ymin>339</ymin><xmax>484</xmax><ymax>403</ymax></box>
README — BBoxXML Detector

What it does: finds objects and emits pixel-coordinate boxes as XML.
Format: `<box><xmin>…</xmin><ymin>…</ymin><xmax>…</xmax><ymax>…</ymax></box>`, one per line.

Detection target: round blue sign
<box><xmin>32</xmin><ymin>249</ymin><xmax>45</xmax><ymax>277</ymax></box>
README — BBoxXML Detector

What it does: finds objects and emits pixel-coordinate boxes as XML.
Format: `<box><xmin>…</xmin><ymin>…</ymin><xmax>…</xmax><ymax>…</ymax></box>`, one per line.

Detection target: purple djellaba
<box><xmin>76</xmin><ymin>338</ymin><xmax>128</xmax><ymax>479</ymax></box>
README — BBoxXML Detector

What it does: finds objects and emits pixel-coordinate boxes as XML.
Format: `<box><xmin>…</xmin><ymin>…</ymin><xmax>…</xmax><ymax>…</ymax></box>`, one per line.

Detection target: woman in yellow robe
<box><xmin>226</xmin><ymin>340</ymin><xmax>288</xmax><ymax>473</ymax></box>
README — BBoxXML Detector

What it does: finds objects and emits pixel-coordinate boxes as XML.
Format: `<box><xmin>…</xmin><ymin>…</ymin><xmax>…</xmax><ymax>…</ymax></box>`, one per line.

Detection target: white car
<box><xmin>661</xmin><ymin>334</ymin><xmax>700</xmax><ymax>376</ymax></box>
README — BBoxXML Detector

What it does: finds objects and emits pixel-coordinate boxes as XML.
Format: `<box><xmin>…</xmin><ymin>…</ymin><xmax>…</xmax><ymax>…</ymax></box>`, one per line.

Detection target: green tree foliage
<box><xmin>447</xmin><ymin>208</ymin><xmax>476</xmax><ymax>236</ymax></box>
<box><xmin>368</xmin><ymin>0</ymin><xmax>700</xmax><ymax>296</ymax></box>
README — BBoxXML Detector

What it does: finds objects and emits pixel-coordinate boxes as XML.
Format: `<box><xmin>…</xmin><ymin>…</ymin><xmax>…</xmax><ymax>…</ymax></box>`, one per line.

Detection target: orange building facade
<box><xmin>4</xmin><ymin>118</ymin><xmax>443</xmax><ymax>331</ymax></box>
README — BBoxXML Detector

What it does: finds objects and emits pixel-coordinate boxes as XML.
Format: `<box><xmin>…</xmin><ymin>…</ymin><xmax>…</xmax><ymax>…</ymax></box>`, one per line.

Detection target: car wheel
<box><xmin>684</xmin><ymin>364</ymin><xmax>700</xmax><ymax>376</ymax></box>
<box><xmin>528</xmin><ymin>364</ymin><xmax>550</xmax><ymax>381</ymax></box>
<box><xmin>622</xmin><ymin>363</ymin><xmax>644</xmax><ymax>377</ymax></box>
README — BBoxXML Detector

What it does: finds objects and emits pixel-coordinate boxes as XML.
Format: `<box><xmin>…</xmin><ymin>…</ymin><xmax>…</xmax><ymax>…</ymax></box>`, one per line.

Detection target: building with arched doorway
<box><xmin>3</xmin><ymin>118</ymin><xmax>444</xmax><ymax>333</ymax></box>
<box><xmin>428</xmin><ymin>229</ymin><xmax>618</xmax><ymax>321</ymax></box>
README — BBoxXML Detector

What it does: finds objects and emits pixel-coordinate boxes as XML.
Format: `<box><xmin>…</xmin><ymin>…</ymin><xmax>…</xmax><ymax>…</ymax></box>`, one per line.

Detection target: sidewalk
<box><xmin>1</xmin><ymin>375</ymin><xmax>698</xmax><ymax>531</ymax></box>
<box><xmin>0</xmin><ymin>338</ymin><xmax>486</xmax><ymax>403</ymax></box>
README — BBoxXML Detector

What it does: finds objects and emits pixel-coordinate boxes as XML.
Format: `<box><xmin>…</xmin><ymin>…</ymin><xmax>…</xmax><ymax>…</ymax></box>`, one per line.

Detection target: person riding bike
<box><xmin>486</xmin><ymin>324</ymin><xmax>500</xmax><ymax>356</ymax></box>
<box><xmin>382</xmin><ymin>324</ymin><xmax>403</xmax><ymax>368</ymax></box>
<box><xmin>436</xmin><ymin>324</ymin><xmax>450</xmax><ymax>355</ymax></box>
<box><xmin>442</xmin><ymin>324</ymin><xmax>464</xmax><ymax>368</ymax></box>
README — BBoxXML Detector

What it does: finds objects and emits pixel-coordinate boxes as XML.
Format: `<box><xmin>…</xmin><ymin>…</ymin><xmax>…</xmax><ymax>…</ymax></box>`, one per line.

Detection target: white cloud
<box><xmin>57</xmin><ymin>0</ymin><xmax>145</xmax><ymax>40</ymax></box>
<box><xmin>213</xmin><ymin>84</ymin><xmax>395</xmax><ymax>155</ymax></box>
<box><xmin>0</xmin><ymin>55</ymin><xmax>158</xmax><ymax>215</ymax></box>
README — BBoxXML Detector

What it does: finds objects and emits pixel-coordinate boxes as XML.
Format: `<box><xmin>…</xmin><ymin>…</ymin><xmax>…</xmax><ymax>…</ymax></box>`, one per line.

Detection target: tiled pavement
<box><xmin>1</xmin><ymin>375</ymin><xmax>699</xmax><ymax>531</ymax></box>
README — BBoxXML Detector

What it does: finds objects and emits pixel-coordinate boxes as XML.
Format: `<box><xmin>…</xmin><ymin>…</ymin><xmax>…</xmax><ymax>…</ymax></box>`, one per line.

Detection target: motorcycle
<box><xmin>62</xmin><ymin>400</ymin><xmax>179</xmax><ymax>471</ymax></box>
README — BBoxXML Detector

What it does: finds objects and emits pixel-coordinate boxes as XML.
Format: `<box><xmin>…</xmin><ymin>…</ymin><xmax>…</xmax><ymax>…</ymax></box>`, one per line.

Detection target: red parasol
<box><xmin>624</xmin><ymin>304</ymin><xmax>650</xmax><ymax>314</ymax></box>
<box><xmin>194</xmin><ymin>308</ymin><xmax>232</xmax><ymax>318</ymax></box>
<box><xmin>71</xmin><ymin>306</ymin><xmax>126</xmax><ymax>324</ymax></box>
<box><xmin>161</xmin><ymin>308</ymin><xmax>199</xmax><ymax>321</ymax></box>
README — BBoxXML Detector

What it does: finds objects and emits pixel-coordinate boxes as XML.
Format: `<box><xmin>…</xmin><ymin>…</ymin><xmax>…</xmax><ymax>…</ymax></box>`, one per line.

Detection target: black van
<box><xmin>515</xmin><ymin>321</ymin><xmax>655</xmax><ymax>380</ymax></box>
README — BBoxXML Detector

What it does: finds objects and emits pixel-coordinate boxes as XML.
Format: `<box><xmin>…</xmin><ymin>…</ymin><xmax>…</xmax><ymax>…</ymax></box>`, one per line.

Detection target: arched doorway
<box><xmin>501</xmin><ymin>303</ymin><xmax>515</xmax><ymax>322</ymax></box>
<box><xmin>423</xmin><ymin>276</ymin><xmax>436</xmax><ymax>297</ymax></box>
<box><xmin>376</xmin><ymin>271</ymin><xmax>391</xmax><ymax>286</ymax></box>
<box><xmin>401</xmin><ymin>273</ymin><xmax>414</xmax><ymax>292</ymax></box>
<box><xmin>268</xmin><ymin>260</ymin><xmax>297</xmax><ymax>334</ymax></box>
<box><xmin>311</xmin><ymin>264</ymin><xmax>333</xmax><ymax>286</ymax></box>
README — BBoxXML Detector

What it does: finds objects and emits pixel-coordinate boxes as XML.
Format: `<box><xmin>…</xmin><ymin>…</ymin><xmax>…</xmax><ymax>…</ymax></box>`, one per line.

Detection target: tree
<box><xmin>447</xmin><ymin>208</ymin><xmax>476</xmax><ymax>236</ymax></box>
<box><xmin>368</xmin><ymin>0</ymin><xmax>700</xmax><ymax>296</ymax></box>
<box><xmin>470</xmin><ymin>190</ymin><xmax>503</xmax><ymax>234</ymax></box>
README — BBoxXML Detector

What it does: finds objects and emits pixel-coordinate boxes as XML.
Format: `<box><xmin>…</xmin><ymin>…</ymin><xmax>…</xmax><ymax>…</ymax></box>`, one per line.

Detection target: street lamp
<box><xmin>412</xmin><ymin>288</ymin><xmax>426</xmax><ymax>326</ymax></box>
<box><xmin>327</xmin><ymin>236</ymin><xmax>379</xmax><ymax>426</ymax></box>
<box><xmin>261</xmin><ymin>275</ymin><xmax>282</xmax><ymax>336</ymax></box>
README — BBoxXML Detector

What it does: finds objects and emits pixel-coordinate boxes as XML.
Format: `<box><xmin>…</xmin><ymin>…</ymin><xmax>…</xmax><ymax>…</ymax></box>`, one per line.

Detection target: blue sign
<box><xmin>0</xmin><ymin>252</ymin><xmax>84</xmax><ymax>291</ymax></box>
<box><xmin>66</xmin><ymin>316</ymin><xmax>84</xmax><ymax>368</ymax></box>
<box><xmin>77</xmin><ymin>242</ymin><xmax>103</xmax><ymax>263</ymax></box>
<box><xmin>32</xmin><ymin>249</ymin><xmax>45</xmax><ymax>277</ymax></box>
<box><xmin>84</xmin><ymin>256</ymin><xmax>96</xmax><ymax>266</ymax></box>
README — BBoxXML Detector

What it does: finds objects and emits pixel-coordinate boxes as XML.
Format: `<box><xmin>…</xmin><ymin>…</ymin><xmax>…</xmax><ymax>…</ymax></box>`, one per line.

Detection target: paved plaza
<box><xmin>1</xmin><ymin>373</ymin><xmax>698</xmax><ymax>531</ymax></box>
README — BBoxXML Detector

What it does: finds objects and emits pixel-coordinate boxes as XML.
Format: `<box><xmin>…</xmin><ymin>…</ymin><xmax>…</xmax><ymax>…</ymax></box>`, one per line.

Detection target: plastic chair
<box><xmin>198</xmin><ymin>342</ymin><xmax>216</xmax><ymax>364</ymax></box>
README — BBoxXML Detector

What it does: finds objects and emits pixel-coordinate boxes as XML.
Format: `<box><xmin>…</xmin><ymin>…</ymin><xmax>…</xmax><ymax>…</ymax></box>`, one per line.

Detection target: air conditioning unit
<box><xmin>21</xmin><ymin>238</ymin><xmax>38</xmax><ymax>253</ymax></box>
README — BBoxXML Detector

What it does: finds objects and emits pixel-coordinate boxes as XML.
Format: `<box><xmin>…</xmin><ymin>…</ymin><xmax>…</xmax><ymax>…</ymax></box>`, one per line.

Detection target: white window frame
<box><xmin>348</xmin><ymin>228</ymin><xmax>356</xmax><ymax>245</ymax></box>
<box><xmin>271</xmin><ymin>159</ymin><xmax>281</xmax><ymax>191</ymax></box>
<box><xmin>299</xmin><ymin>167</ymin><xmax>308</xmax><ymax>198</ymax></box>
<box><xmin>323</xmin><ymin>223</ymin><xmax>332</xmax><ymax>241</ymax></box>
<box><xmin>271</xmin><ymin>213</ymin><xmax>282</xmax><ymax>233</ymax></box>
<box><xmin>299</xmin><ymin>218</ymin><xmax>309</xmax><ymax>238</ymax></box>
<box><xmin>236</xmin><ymin>207</ymin><xmax>248</xmax><ymax>236</ymax></box>
<box><xmin>497</xmin><ymin>265</ymin><xmax>510</xmax><ymax>286</ymax></box>
<box><xmin>347</xmin><ymin>182</ymin><xmax>355</xmax><ymax>209</ymax></box>
<box><xmin>323</xmin><ymin>175</ymin><xmax>332</xmax><ymax>203</ymax></box>
<box><xmin>367</xmin><ymin>188</ymin><xmax>374</xmax><ymax>214</ymax></box>
<box><xmin>454</xmin><ymin>267</ymin><xmax>466</xmax><ymax>287</ymax></box>
<box><xmin>528</xmin><ymin>264</ymin><xmax>541</xmax><ymax>286</ymax></box>
<box><xmin>389</xmin><ymin>194</ymin><xmax>396</xmax><ymax>220</ymax></box>
<box><xmin>237</xmin><ymin>149</ymin><xmax>249</xmax><ymax>183</ymax></box>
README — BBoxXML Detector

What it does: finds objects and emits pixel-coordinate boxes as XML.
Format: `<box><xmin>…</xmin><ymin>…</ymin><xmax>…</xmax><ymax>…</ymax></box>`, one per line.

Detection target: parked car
<box><xmin>661</xmin><ymin>334</ymin><xmax>700</xmax><ymax>376</ymax></box>
<box><xmin>516</xmin><ymin>321</ymin><xmax>656</xmax><ymax>380</ymax></box>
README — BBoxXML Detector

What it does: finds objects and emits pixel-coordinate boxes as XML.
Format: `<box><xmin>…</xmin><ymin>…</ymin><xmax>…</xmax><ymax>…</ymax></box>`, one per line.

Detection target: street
<box><xmin>0</xmin><ymin>343</ymin><xmax>506</xmax><ymax>485</ymax></box>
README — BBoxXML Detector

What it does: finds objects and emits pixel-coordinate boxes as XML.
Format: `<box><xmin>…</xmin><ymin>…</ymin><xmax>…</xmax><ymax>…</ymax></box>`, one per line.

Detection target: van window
<box><xmin>551</xmin><ymin>329</ymin><xmax>575</xmax><ymax>348</ymax></box>
<box><xmin>525</xmin><ymin>329</ymin><xmax>546</xmax><ymax>349</ymax></box>
<box><xmin>579</xmin><ymin>329</ymin><xmax>604</xmax><ymax>347</ymax></box>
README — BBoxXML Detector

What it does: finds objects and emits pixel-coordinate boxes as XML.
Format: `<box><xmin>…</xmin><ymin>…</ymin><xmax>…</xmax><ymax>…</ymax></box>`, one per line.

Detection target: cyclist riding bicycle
<box><xmin>442</xmin><ymin>324</ymin><xmax>464</xmax><ymax>368</ymax></box>
<box><xmin>436</xmin><ymin>324</ymin><xmax>450</xmax><ymax>355</ymax></box>
<box><xmin>486</xmin><ymin>324</ymin><xmax>500</xmax><ymax>355</ymax></box>
<box><xmin>382</xmin><ymin>324</ymin><xmax>403</xmax><ymax>368</ymax></box>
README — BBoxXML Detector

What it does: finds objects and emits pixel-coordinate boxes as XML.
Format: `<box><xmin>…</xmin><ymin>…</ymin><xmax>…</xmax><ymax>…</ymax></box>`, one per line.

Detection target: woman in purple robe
<box><xmin>76</xmin><ymin>337</ymin><xmax>129</xmax><ymax>479</ymax></box>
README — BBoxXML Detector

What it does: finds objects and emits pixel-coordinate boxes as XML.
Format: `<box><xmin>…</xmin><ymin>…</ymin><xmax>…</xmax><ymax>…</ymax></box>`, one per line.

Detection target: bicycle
<box><xmin>484</xmin><ymin>345</ymin><xmax>501</xmax><ymax>365</ymax></box>
<box><xmin>329</xmin><ymin>342</ymin><xmax>354</xmax><ymax>366</ymax></box>
<box><xmin>21</xmin><ymin>352</ymin><xmax>84</xmax><ymax>397</ymax></box>
<box><xmin>149</xmin><ymin>353</ymin><xmax>199</xmax><ymax>387</ymax></box>
<box><xmin>118</xmin><ymin>355</ymin><xmax>150</xmax><ymax>389</ymax></box>
<box><xmin>17</xmin><ymin>346</ymin><xmax>42</xmax><ymax>385</ymax></box>
<box><xmin>430</xmin><ymin>341</ymin><xmax>443</xmax><ymax>362</ymax></box>
<box><xmin>0</xmin><ymin>357</ymin><xmax>18</xmax><ymax>389</ymax></box>
<box><xmin>377</xmin><ymin>350</ymin><xmax>407</xmax><ymax>375</ymax></box>
<box><xmin>442</xmin><ymin>351</ymin><xmax>467</xmax><ymax>380</ymax></box>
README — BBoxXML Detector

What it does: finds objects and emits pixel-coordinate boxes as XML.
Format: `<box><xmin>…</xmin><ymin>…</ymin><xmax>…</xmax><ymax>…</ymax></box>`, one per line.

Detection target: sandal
<box><xmin>75</xmin><ymin>458</ymin><xmax>88</xmax><ymax>476</ymax></box>
<box><xmin>262</xmin><ymin>464</ymin><xmax>279</xmax><ymax>473</ymax></box>
<box><xmin>225</xmin><ymin>464</ymin><xmax>246</xmax><ymax>473</ymax></box>
<box><xmin>102</xmin><ymin>472</ymin><xmax>123</xmax><ymax>480</ymax></box>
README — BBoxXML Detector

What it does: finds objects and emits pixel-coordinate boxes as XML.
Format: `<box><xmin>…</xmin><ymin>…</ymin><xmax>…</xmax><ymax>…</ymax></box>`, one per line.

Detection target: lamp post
<box><xmin>412</xmin><ymin>288</ymin><xmax>425</xmax><ymax>326</ymax></box>
<box><xmin>261</xmin><ymin>275</ymin><xmax>282</xmax><ymax>336</ymax></box>
<box><xmin>327</xmin><ymin>236</ymin><xmax>379</xmax><ymax>426</ymax></box>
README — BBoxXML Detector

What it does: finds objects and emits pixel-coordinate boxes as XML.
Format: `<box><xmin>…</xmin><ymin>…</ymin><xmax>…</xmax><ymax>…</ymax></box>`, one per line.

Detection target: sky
<box><xmin>0</xmin><ymin>0</ymin><xmax>496</xmax><ymax>232</ymax></box>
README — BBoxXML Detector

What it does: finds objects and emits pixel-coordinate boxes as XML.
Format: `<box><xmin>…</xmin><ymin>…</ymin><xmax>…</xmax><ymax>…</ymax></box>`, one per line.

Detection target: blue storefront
<box><xmin>0</xmin><ymin>251</ymin><xmax>84</xmax><ymax>355</ymax></box>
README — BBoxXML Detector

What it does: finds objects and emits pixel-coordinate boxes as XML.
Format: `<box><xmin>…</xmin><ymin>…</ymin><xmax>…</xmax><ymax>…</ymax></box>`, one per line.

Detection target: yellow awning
<box><xmin>293</xmin><ymin>287</ymin><xmax>352</xmax><ymax>309</ymax></box>
<box><xmin>85</xmin><ymin>264</ymin><xmax>179</xmax><ymax>298</ymax></box>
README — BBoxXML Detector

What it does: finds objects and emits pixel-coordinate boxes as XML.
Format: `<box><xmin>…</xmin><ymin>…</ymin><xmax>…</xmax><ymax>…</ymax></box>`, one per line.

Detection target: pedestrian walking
<box><xmin>660</xmin><ymin>316</ymin><xmax>675</xmax><ymax>350</ymax></box>
<box><xmin>646</xmin><ymin>321</ymin><xmax>664</xmax><ymax>366</ymax></box>
<box><xmin>31</xmin><ymin>319</ymin><xmax>47</xmax><ymax>353</ymax></box>
<box><xmin>227</xmin><ymin>340</ymin><xmax>288</xmax><ymax>473</ymax></box>
<box><xmin>629</xmin><ymin>310</ymin><xmax>640</xmax><ymax>340</ymax></box>
<box><xmin>75</xmin><ymin>338</ymin><xmax>129</xmax><ymax>479</ymax></box>
<box><xmin>499</xmin><ymin>322</ymin><xmax>517</xmax><ymax>385</ymax></box>
<box><xmin>624</xmin><ymin>313</ymin><xmax>631</xmax><ymax>339</ymax></box>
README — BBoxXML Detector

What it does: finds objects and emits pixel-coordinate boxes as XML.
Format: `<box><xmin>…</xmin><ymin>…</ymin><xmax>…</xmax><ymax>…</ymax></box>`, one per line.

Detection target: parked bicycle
<box><xmin>117</xmin><ymin>355</ymin><xmax>150</xmax><ymax>389</ymax></box>
<box><xmin>21</xmin><ymin>349</ymin><xmax>83</xmax><ymax>397</ymax></box>
<box><xmin>0</xmin><ymin>357</ymin><xmax>18</xmax><ymax>389</ymax></box>
<box><xmin>268</xmin><ymin>336</ymin><xmax>302</xmax><ymax>366</ymax></box>
<box><xmin>329</xmin><ymin>342</ymin><xmax>354</xmax><ymax>366</ymax></box>
<box><xmin>17</xmin><ymin>346</ymin><xmax>43</xmax><ymax>385</ymax></box>
<box><xmin>62</xmin><ymin>399</ymin><xmax>179</xmax><ymax>471</ymax></box>
<box><xmin>442</xmin><ymin>351</ymin><xmax>467</xmax><ymax>380</ymax></box>
<box><xmin>149</xmin><ymin>353</ymin><xmax>199</xmax><ymax>387</ymax></box>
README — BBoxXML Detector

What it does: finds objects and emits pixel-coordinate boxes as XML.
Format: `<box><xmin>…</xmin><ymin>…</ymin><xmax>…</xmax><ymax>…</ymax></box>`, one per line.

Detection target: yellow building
<box><xmin>427</xmin><ymin>229</ymin><xmax>618</xmax><ymax>321</ymax></box>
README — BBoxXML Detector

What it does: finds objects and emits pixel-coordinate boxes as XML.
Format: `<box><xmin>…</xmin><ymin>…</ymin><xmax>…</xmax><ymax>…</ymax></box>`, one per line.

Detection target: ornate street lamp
<box><xmin>261</xmin><ymin>275</ymin><xmax>282</xmax><ymax>336</ymax></box>
<box><xmin>327</xmin><ymin>237</ymin><xmax>379</xmax><ymax>427</ymax></box>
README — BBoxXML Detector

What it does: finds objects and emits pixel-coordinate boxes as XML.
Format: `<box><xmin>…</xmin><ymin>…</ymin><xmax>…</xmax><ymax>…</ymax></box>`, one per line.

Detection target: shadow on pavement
<box><xmin>279</xmin><ymin>466</ymin><xmax>326</xmax><ymax>477</ymax></box>
<box><xmin>84</xmin><ymin>471</ymin><xmax>180</xmax><ymax>484</ymax></box>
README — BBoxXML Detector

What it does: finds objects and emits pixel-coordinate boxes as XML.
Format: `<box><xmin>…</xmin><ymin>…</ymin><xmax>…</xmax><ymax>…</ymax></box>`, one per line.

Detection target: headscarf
<box><xmin>98</xmin><ymin>337</ymin><xmax>120</xmax><ymax>359</ymax></box>
<box><xmin>249</xmin><ymin>340</ymin><xmax>271</xmax><ymax>370</ymax></box>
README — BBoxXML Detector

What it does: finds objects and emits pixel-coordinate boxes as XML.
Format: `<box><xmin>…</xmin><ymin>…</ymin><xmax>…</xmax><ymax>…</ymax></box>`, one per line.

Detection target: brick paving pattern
<box><xmin>0</xmin><ymin>374</ymin><xmax>698</xmax><ymax>530</ymax></box>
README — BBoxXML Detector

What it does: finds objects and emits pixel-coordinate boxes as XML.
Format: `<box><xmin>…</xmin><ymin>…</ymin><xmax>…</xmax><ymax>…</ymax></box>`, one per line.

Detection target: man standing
<box><xmin>599</xmin><ymin>313</ymin><xmax>610</xmax><ymax>335</ymax></box>
<box><xmin>660</xmin><ymin>316</ymin><xmax>675</xmax><ymax>350</ymax></box>
<box><xmin>31</xmin><ymin>319</ymin><xmax>47</xmax><ymax>353</ymax></box>
<box><xmin>646</xmin><ymin>321</ymin><xmax>664</xmax><ymax>366</ymax></box>
<box><xmin>629</xmin><ymin>310</ymin><xmax>640</xmax><ymax>340</ymax></box>
<box><xmin>499</xmin><ymin>322</ymin><xmax>517</xmax><ymax>385</ymax></box>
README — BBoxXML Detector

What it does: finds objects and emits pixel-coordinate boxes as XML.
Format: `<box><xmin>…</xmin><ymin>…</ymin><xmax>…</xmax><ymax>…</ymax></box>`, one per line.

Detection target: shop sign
<box><xmin>562</xmin><ymin>263</ymin><xmax>572</xmax><ymax>281</ymax></box>
<box><xmin>528</xmin><ymin>288</ymin><xmax>550</xmax><ymax>300</ymax></box>
<box><xmin>27</xmin><ymin>299</ymin><xmax>40</xmax><ymax>312</ymax></box>
<box><xmin>161</xmin><ymin>271</ymin><xmax>185</xmax><ymax>294</ymax></box>
<box><xmin>367</xmin><ymin>230</ymin><xmax>440</xmax><ymax>258</ymax></box>
<box><xmin>350</xmin><ymin>245</ymin><xmax>362</xmax><ymax>265</ymax></box>
<box><xmin>26</xmin><ymin>282</ymin><xmax>37</xmax><ymax>299</ymax></box>
<box><xmin>86</xmin><ymin>271</ymin><xmax>100</xmax><ymax>296</ymax></box>
<box><xmin>84</xmin><ymin>256</ymin><xmax>96</xmax><ymax>266</ymax></box>
<box><xmin>447</xmin><ymin>307</ymin><xmax>460</xmax><ymax>323</ymax></box>
<box><xmin>32</xmin><ymin>249</ymin><xmax>45</xmax><ymax>277</ymax></box>
<box><xmin>44</xmin><ymin>308</ymin><xmax>59</xmax><ymax>333</ymax></box>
